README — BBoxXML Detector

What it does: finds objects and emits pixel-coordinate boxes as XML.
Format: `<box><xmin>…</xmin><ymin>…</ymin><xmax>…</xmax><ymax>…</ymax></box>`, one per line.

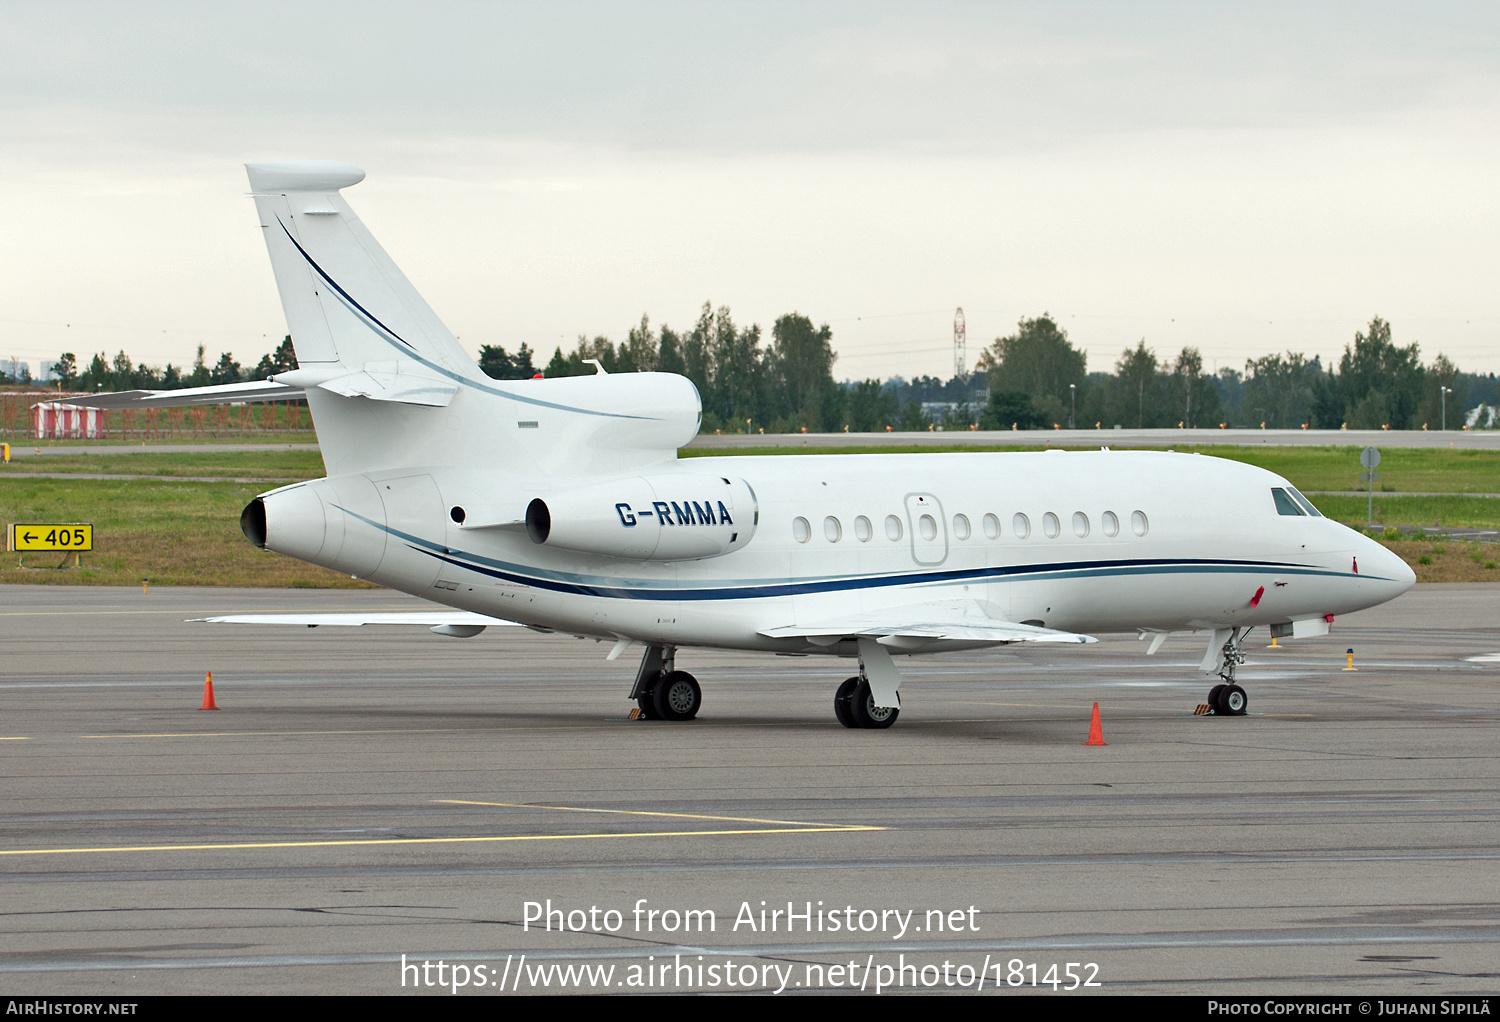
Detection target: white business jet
<box><xmin>84</xmin><ymin>162</ymin><xmax>1416</xmax><ymax>727</ymax></box>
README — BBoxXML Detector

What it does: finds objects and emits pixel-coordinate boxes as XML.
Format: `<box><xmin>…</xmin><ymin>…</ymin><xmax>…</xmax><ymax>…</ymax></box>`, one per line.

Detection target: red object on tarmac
<box><xmin>199</xmin><ymin>671</ymin><xmax>218</xmax><ymax>711</ymax></box>
<box><xmin>1085</xmin><ymin>701</ymin><xmax>1106</xmax><ymax>746</ymax></box>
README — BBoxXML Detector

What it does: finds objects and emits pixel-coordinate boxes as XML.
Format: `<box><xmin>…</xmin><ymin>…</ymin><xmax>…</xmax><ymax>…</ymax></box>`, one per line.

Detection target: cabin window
<box><xmin>1271</xmin><ymin>488</ymin><xmax>1305</xmax><ymax>516</ymax></box>
<box><xmin>1131</xmin><ymin>510</ymin><xmax>1149</xmax><ymax>536</ymax></box>
<box><xmin>885</xmin><ymin>514</ymin><xmax>903</xmax><ymax>541</ymax></box>
<box><xmin>1072</xmin><ymin>511</ymin><xmax>1090</xmax><ymax>538</ymax></box>
<box><xmin>919</xmin><ymin>514</ymin><xmax>937</xmax><ymax>541</ymax></box>
<box><xmin>1043</xmin><ymin>512</ymin><xmax>1060</xmax><ymax>538</ymax></box>
<box><xmin>953</xmin><ymin>514</ymin><xmax>971</xmax><ymax>540</ymax></box>
<box><xmin>1287</xmin><ymin>486</ymin><xmax>1323</xmax><ymax>517</ymax></box>
<box><xmin>854</xmin><ymin>515</ymin><xmax>873</xmax><ymax>542</ymax></box>
<box><xmin>824</xmin><ymin>516</ymin><xmax>842</xmax><ymax>542</ymax></box>
<box><xmin>1102</xmin><ymin>510</ymin><xmax>1119</xmax><ymax>537</ymax></box>
<box><xmin>792</xmin><ymin>517</ymin><xmax>811</xmax><ymax>543</ymax></box>
<box><xmin>1013</xmin><ymin>513</ymin><xmax>1030</xmax><ymax>539</ymax></box>
<box><xmin>983</xmin><ymin>513</ymin><xmax>1000</xmax><ymax>539</ymax></box>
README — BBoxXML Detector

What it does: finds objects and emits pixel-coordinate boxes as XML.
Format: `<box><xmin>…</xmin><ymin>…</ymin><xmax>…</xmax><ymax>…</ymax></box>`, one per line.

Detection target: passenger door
<box><xmin>904</xmin><ymin>492</ymin><xmax>948</xmax><ymax>566</ymax></box>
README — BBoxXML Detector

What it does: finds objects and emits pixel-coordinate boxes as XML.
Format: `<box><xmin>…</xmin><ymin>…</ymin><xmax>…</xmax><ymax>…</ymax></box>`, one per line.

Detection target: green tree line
<box><xmin>37</xmin><ymin>312</ymin><xmax>1498</xmax><ymax>432</ymax></box>
<box><xmin>483</xmin><ymin>303</ymin><xmax>848</xmax><ymax>433</ymax></box>
<box><xmin>48</xmin><ymin>338</ymin><xmax>298</xmax><ymax>392</ymax></box>
<box><xmin>976</xmin><ymin>314</ymin><xmax>1494</xmax><ymax>431</ymax></box>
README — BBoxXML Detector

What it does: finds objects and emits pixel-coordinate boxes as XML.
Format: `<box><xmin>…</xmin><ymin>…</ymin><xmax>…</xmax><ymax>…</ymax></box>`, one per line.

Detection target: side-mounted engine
<box><xmin>525</xmin><ymin>475</ymin><xmax>758</xmax><ymax>560</ymax></box>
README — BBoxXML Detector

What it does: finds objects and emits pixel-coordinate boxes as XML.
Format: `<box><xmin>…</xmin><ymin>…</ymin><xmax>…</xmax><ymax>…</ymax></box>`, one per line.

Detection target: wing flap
<box><xmin>759</xmin><ymin>600</ymin><xmax>1096</xmax><ymax>649</ymax></box>
<box><xmin>60</xmin><ymin>380</ymin><xmax>305</xmax><ymax>409</ymax></box>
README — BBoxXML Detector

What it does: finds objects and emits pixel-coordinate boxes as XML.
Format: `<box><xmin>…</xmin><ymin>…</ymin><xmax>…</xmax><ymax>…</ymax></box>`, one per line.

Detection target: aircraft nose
<box><xmin>1358</xmin><ymin>532</ymin><xmax>1416</xmax><ymax>593</ymax></box>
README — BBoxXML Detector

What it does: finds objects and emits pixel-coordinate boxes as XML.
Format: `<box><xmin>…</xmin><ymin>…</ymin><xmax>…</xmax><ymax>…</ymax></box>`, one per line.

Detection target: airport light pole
<box><xmin>1069</xmin><ymin>384</ymin><xmax>1076</xmax><ymax>430</ymax></box>
<box><xmin>1441</xmin><ymin>386</ymin><xmax>1452</xmax><ymax>430</ymax></box>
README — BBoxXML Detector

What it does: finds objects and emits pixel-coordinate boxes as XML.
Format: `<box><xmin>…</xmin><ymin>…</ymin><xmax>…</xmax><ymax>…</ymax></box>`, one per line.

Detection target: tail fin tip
<box><xmin>246</xmin><ymin>161</ymin><xmax>366</xmax><ymax>194</ymax></box>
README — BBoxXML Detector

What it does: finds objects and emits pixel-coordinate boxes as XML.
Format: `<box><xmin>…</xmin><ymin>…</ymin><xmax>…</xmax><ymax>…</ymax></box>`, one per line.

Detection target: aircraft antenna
<box><xmin>953</xmin><ymin>307</ymin><xmax>967</xmax><ymax>382</ymax></box>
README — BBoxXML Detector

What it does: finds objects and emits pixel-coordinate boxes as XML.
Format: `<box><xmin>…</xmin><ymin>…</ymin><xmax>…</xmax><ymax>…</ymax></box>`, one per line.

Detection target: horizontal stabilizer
<box><xmin>60</xmin><ymin>380</ymin><xmax>305</xmax><ymax>410</ymax></box>
<box><xmin>246</xmin><ymin>161</ymin><xmax>365</xmax><ymax>193</ymax></box>
<box><xmin>760</xmin><ymin>600</ymin><xmax>1096</xmax><ymax>652</ymax></box>
<box><xmin>317</xmin><ymin>363</ymin><xmax>458</xmax><ymax>407</ymax></box>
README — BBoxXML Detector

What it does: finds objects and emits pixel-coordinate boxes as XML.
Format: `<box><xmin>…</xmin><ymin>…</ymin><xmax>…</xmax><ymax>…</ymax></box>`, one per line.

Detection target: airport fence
<box><xmin>0</xmin><ymin>390</ymin><xmax>314</xmax><ymax>440</ymax></box>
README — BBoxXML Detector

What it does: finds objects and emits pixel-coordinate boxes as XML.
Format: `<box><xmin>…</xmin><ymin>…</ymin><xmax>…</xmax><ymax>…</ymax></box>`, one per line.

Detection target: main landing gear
<box><xmin>834</xmin><ymin>639</ymin><xmax>904</xmax><ymax>729</ymax></box>
<box><xmin>834</xmin><ymin>676</ymin><xmax>900</xmax><ymax>729</ymax></box>
<box><xmin>1205</xmin><ymin>627</ymin><xmax>1250</xmax><ymax>716</ymax></box>
<box><xmin>629</xmin><ymin>645</ymin><xmax>701</xmax><ymax>721</ymax></box>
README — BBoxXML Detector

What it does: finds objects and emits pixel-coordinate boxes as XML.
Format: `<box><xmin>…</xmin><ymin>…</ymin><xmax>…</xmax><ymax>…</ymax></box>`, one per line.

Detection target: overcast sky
<box><xmin>2</xmin><ymin>1</ymin><xmax>1497</xmax><ymax>382</ymax></box>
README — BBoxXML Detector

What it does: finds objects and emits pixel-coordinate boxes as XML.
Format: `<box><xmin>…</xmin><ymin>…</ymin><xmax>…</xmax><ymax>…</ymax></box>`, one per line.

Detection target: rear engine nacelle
<box><xmin>240</xmin><ymin>475</ymin><xmax>389</xmax><ymax>578</ymax></box>
<box><xmin>526</xmin><ymin>475</ymin><xmax>758</xmax><ymax>560</ymax></box>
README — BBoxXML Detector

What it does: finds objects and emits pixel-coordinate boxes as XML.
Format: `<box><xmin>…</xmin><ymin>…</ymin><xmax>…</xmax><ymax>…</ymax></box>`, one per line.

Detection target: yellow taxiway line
<box><xmin>81</xmin><ymin>726</ymin><xmax>596</xmax><ymax>739</ymax></box>
<box><xmin>0</xmin><ymin>801</ymin><xmax>881</xmax><ymax>857</ymax></box>
<box><xmin>438</xmin><ymin>799</ymin><xmax>872</xmax><ymax>831</ymax></box>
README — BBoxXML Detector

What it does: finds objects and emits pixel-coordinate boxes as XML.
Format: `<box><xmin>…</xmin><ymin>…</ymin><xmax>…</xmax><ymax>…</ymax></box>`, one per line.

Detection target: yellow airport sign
<box><xmin>9</xmin><ymin>523</ymin><xmax>93</xmax><ymax>553</ymax></box>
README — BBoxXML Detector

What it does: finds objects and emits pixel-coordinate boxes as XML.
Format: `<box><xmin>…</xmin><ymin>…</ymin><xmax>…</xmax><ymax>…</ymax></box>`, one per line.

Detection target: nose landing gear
<box><xmin>1207</xmin><ymin>682</ymin><xmax>1248</xmax><ymax>715</ymax></box>
<box><xmin>1205</xmin><ymin>627</ymin><xmax>1251</xmax><ymax>716</ymax></box>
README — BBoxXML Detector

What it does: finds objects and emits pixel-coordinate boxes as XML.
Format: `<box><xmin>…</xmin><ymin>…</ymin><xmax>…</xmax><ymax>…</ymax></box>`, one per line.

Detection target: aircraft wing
<box><xmin>759</xmin><ymin>600</ymin><xmax>1096</xmax><ymax>651</ymax></box>
<box><xmin>192</xmin><ymin>611</ymin><xmax>518</xmax><ymax>638</ymax></box>
<box><xmin>61</xmin><ymin>380</ymin><xmax>305</xmax><ymax>409</ymax></box>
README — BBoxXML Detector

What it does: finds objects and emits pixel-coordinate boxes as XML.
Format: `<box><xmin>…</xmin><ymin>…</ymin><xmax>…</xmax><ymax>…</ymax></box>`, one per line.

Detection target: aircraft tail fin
<box><xmin>245</xmin><ymin>162</ymin><xmax>480</xmax><ymax>381</ymax></box>
<box><xmin>243</xmin><ymin>162</ymin><xmax>700</xmax><ymax>479</ymax></box>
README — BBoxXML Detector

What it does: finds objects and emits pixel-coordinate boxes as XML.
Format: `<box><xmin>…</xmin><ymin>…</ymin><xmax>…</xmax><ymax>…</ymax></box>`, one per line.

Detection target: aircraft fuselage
<box><xmin>252</xmin><ymin>448</ymin><xmax>1414</xmax><ymax>657</ymax></box>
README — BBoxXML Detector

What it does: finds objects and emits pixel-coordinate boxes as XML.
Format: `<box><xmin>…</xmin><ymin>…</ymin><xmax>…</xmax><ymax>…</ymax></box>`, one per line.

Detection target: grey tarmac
<box><xmin>1</xmin><ymin>583</ymin><xmax>1497</xmax><ymax>996</ymax></box>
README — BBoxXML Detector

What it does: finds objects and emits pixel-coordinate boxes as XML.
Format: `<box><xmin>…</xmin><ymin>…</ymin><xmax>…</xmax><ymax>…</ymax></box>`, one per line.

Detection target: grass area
<box><xmin>684</xmin><ymin>443</ymin><xmax>1500</xmax><ymax>494</ymax></box>
<box><xmin>8</xmin><ymin>441</ymin><xmax>1497</xmax><ymax>494</ymax></box>
<box><xmin>0</xmin><ymin>476</ymin><xmax>371</xmax><ymax>588</ymax></box>
<box><xmin>3</xmin><ymin>434</ymin><xmax>317</xmax><ymax>447</ymax></box>
<box><xmin>1194</xmin><ymin>445</ymin><xmax>1500</xmax><ymax>494</ymax></box>
<box><xmin>1</xmin><ymin>443</ymin><xmax>1496</xmax><ymax>587</ymax></box>
<box><xmin>1</xmin><ymin>449</ymin><xmax>325</xmax><ymax>479</ymax></box>
<box><xmin>1308</xmin><ymin>494</ymin><xmax>1500</xmax><ymax>530</ymax></box>
<box><xmin>1384</xmin><ymin>539</ymin><xmax>1500</xmax><ymax>582</ymax></box>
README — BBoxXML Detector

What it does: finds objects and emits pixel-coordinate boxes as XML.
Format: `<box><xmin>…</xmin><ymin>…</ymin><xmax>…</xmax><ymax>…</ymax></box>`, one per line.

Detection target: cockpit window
<box><xmin>1271</xmin><ymin>487</ymin><xmax>1305</xmax><ymax>516</ymax></box>
<box><xmin>1287</xmin><ymin>486</ymin><xmax>1323</xmax><ymax>517</ymax></box>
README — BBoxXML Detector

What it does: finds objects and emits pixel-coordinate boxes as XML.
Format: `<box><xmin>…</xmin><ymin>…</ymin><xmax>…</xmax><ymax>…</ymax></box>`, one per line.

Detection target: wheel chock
<box><xmin>1194</xmin><ymin>703</ymin><xmax>1214</xmax><ymax>715</ymax></box>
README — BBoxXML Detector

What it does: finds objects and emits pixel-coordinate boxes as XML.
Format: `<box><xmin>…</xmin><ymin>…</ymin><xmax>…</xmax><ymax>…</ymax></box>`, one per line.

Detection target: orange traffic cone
<box><xmin>1085</xmin><ymin>701</ymin><xmax>1106</xmax><ymax>746</ymax></box>
<box><xmin>199</xmin><ymin>671</ymin><xmax>218</xmax><ymax>711</ymax></box>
